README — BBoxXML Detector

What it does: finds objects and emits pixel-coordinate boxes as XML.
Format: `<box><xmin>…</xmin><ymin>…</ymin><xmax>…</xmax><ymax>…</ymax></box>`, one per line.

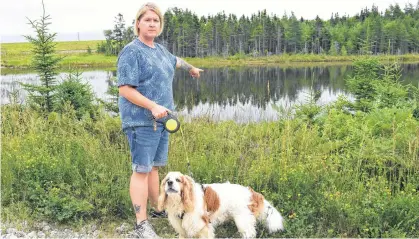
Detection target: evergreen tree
<box><xmin>97</xmin><ymin>13</ymin><xmax>133</xmax><ymax>55</ymax></box>
<box><xmin>21</xmin><ymin>0</ymin><xmax>61</xmax><ymax>113</ymax></box>
<box><xmin>113</xmin><ymin>13</ymin><xmax>125</xmax><ymax>53</ymax></box>
<box><xmin>101</xmin><ymin>3</ymin><xmax>419</xmax><ymax>57</ymax></box>
<box><xmin>55</xmin><ymin>70</ymin><xmax>96</xmax><ymax>119</ymax></box>
<box><xmin>341</xmin><ymin>45</ymin><xmax>348</xmax><ymax>55</ymax></box>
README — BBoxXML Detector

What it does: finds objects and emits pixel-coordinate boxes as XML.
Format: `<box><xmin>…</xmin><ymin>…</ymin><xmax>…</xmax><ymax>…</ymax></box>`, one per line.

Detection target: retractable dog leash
<box><xmin>153</xmin><ymin>111</ymin><xmax>181</xmax><ymax>133</ymax></box>
<box><xmin>179</xmin><ymin>126</ymin><xmax>193</xmax><ymax>177</ymax></box>
<box><xmin>164</xmin><ymin>113</ymin><xmax>181</xmax><ymax>133</ymax></box>
<box><xmin>152</xmin><ymin>112</ymin><xmax>193</xmax><ymax>176</ymax></box>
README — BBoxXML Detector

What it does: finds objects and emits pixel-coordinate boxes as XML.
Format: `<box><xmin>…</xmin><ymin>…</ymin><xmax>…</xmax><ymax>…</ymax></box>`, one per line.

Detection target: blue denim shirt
<box><xmin>117</xmin><ymin>38</ymin><xmax>177</xmax><ymax>129</ymax></box>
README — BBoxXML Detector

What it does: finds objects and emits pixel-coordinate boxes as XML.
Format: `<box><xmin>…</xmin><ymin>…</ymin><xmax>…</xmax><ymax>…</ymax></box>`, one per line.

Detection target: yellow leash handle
<box><xmin>164</xmin><ymin>112</ymin><xmax>180</xmax><ymax>133</ymax></box>
<box><xmin>152</xmin><ymin>112</ymin><xmax>180</xmax><ymax>133</ymax></box>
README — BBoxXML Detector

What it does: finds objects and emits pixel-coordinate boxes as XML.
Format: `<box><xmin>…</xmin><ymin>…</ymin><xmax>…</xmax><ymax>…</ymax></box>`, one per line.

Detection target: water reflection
<box><xmin>1</xmin><ymin>71</ymin><xmax>113</xmax><ymax>105</ymax></box>
<box><xmin>173</xmin><ymin>66</ymin><xmax>350</xmax><ymax>110</ymax></box>
<box><xmin>2</xmin><ymin>63</ymin><xmax>419</xmax><ymax>122</ymax></box>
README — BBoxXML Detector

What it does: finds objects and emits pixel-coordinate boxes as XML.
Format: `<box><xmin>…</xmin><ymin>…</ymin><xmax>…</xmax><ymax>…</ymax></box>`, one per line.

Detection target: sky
<box><xmin>0</xmin><ymin>0</ymin><xmax>416</xmax><ymax>42</ymax></box>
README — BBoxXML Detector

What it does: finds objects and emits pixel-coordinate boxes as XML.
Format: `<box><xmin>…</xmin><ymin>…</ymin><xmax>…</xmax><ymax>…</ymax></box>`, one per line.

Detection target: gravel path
<box><xmin>1</xmin><ymin>221</ymin><xmax>139</xmax><ymax>238</ymax></box>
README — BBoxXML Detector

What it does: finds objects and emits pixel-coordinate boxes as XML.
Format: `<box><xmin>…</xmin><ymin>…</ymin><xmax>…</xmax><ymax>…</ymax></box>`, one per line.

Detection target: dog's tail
<box><xmin>259</xmin><ymin>199</ymin><xmax>284</xmax><ymax>233</ymax></box>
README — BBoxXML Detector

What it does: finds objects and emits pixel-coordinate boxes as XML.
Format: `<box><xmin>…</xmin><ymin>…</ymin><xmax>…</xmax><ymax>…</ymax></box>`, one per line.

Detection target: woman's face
<box><xmin>138</xmin><ymin>10</ymin><xmax>161</xmax><ymax>40</ymax></box>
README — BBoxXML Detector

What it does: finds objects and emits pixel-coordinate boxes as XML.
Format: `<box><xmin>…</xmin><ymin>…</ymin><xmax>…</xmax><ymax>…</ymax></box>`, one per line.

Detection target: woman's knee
<box><xmin>131</xmin><ymin>171</ymin><xmax>149</xmax><ymax>180</ymax></box>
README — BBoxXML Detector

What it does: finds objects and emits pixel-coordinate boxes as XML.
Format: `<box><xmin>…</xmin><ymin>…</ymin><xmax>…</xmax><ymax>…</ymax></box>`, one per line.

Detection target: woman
<box><xmin>117</xmin><ymin>2</ymin><xmax>203</xmax><ymax>238</ymax></box>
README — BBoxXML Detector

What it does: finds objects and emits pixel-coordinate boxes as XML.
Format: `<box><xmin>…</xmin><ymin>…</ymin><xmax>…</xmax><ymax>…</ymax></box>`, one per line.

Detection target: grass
<box><xmin>1</xmin><ymin>57</ymin><xmax>419</xmax><ymax>237</ymax></box>
<box><xmin>1</xmin><ymin>40</ymin><xmax>100</xmax><ymax>54</ymax></box>
<box><xmin>2</xmin><ymin>100</ymin><xmax>419</xmax><ymax>237</ymax></box>
<box><xmin>1</xmin><ymin>40</ymin><xmax>110</xmax><ymax>68</ymax></box>
<box><xmin>2</xmin><ymin>40</ymin><xmax>419</xmax><ymax>68</ymax></box>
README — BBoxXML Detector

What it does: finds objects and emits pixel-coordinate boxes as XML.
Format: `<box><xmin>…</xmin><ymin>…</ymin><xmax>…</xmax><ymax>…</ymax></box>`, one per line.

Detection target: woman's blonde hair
<box><xmin>134</xmin><ymin>2</ymin><xmax>164</xmax><ymax>36</ymax></box>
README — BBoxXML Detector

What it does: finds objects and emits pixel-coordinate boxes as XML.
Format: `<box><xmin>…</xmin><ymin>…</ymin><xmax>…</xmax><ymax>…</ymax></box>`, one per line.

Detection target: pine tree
<box><xmin>113</xmin><ymin>13</ymin><xmax>125</xmax><ymax>54</ymax></box>
<box><xmin>341</xmin><ymin>45</ymin><xmax>348</xmax><ymax>55</ymax></box>
<box><xmin>21</xmin><ymin>0</ymin><xmax>61</xmax><ymax>113</ymax></box>
<box><xmin>104</xmin><ymin>3</ymin><xmax>419</xmax><ymax>57</ymax></box>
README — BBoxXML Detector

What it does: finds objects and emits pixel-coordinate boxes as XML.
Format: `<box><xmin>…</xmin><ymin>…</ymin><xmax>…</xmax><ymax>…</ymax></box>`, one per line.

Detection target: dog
<box><xmin>158</xmin><ymin>172</ymin><xmax>284</xmax><ymax>238</ymax></box>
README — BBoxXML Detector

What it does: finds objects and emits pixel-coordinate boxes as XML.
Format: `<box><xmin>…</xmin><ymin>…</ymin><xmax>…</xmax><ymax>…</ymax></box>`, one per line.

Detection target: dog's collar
<box><xmin>177</xmin><ymin>211</ymin><xmax>185</xmax><ymax>220</ymax></box>
<box><xmin>176</xmin><ymin>185</ymin><xmax>206</xmax><ymax>221</ymax></box>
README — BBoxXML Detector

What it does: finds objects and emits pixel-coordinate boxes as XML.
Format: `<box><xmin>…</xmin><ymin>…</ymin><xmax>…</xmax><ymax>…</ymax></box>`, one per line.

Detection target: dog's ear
<box><xmin>247</xmin><ymin>187</ymin><xmax>265</xmax><ymax>217</ymax></box>
<box><xmin>157</xmin><ymin>175</ymin><xmax>168</xmax><ymax>211</ymax></box>
<box><xmin>181</xmin><ymin>175</ymin><xmax>195</xmax><ymax>212</ymax></box>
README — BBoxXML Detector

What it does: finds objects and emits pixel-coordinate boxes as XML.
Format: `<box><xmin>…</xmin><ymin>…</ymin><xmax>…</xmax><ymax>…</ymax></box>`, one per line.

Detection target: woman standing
<box><xmin>117</xmin><ymin>2</ymin><xmax>203</xmax><ymax>238</ymax></box>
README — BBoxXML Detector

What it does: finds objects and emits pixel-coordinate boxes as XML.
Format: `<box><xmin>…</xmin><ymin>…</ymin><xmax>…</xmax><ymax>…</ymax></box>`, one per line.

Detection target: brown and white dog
<box><xmin>158</xmin><ymin>172</ymin><xmax>284</xmax><ymax>238</ymax></box>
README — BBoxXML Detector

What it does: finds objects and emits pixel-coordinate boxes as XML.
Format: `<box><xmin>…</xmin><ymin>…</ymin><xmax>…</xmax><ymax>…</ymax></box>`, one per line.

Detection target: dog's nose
<box><xmin>167</xmin><ymin>180</ymin><xmax>173</xmax><ymax>186</ymax></box>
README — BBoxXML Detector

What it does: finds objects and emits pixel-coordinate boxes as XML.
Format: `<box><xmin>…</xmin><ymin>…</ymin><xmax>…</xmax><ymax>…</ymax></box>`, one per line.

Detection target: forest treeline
<box><xmin>98</xmin><ymin>2</ymin><xmax>419</xmax><ymax>57</ymax></box>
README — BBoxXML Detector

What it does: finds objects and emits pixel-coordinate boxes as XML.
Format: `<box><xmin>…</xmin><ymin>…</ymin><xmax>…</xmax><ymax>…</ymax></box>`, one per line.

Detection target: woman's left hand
<box><xmin>189</xmin><ymin>67</ymin><xmax>204</xmax><ymax>79</ymax></box>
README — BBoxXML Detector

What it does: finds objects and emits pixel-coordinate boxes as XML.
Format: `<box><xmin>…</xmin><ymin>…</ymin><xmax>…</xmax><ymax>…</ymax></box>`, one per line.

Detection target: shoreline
<box><xmin>2</xmin><ymin>55</ymin><xmax>419</xmax><ymax>74</ymax></box>
<box><xmin>2</xmin><ymin>41</ymin><xmax>419</xmax><ymax>70</ymax></box>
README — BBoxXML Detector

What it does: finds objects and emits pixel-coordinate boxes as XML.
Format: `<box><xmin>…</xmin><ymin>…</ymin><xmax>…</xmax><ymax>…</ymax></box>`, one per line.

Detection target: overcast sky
<box><xmin>0</xmin><ymin>0</ymin><xmax>416</xmax><ymax>42</ymax></box>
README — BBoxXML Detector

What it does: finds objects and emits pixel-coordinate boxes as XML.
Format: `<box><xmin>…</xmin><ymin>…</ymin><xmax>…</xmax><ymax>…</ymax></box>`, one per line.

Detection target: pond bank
<box><xmin>2</xmin><ymin>50</ymin><xmax>419</xmax><ymax>70</ymax></box>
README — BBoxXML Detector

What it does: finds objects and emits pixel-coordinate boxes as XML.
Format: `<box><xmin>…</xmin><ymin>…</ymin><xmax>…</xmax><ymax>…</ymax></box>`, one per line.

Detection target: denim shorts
<box><xmin>123</xmin><ymin>125</ymin><xmax>169</xmax><ymax>173</ymax></box>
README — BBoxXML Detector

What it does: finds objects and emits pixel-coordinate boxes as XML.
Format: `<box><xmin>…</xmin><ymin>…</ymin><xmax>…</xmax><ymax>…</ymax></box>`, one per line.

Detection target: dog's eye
<box><xmin>176</xmin><ymin>178</ymin><xmax>181</xmax><ymax>182</ymax></box>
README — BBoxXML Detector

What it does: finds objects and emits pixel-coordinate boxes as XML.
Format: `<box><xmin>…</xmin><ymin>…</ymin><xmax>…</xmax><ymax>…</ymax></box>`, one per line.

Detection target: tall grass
<box><xmin>2</xmin><ymin>97</ymin><xmax>419</xmax><ymax>237</ymax></box>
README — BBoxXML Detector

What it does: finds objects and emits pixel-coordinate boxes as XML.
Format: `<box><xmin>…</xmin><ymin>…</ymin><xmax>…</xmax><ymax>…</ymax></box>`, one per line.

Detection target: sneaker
<box><xmin>133</xmin><ymin>220</ymin><xmax>160</xmax><ymax>238</ymax></box>
<box><xmin>149</xmin><ymin>208</ymin><xmax>168</xmax><ymax>218</ymax></box>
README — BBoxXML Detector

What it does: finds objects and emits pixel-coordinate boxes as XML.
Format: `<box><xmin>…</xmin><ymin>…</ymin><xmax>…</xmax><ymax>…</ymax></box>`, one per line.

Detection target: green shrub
<box><xmin>55</xmin><ymin>70</ymin><xmax>97</xmax><ymax>119</ymax></box>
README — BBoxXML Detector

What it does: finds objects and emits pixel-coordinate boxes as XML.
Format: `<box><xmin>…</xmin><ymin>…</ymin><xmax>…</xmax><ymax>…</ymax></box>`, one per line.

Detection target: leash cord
<box><xmin>179</xmin><ymin>126</ymin><xmax>193</xmax><ymax>177</ymax></box>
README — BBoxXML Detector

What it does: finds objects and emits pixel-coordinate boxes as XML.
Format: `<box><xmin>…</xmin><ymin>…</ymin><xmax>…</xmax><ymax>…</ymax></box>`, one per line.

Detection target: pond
<box><xmin>2</xmin><ymin>63</ymin><xmax>419</xmax><ymax>122</ymax></box>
